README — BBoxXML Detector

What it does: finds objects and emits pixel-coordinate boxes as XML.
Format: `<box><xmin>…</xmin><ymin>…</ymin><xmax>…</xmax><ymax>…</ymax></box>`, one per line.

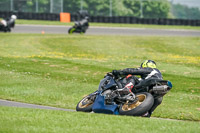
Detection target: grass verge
<box><xmin>0</xmin><ymin>106</ymin><xmax>199</xmax><ymax>133</ymax></box>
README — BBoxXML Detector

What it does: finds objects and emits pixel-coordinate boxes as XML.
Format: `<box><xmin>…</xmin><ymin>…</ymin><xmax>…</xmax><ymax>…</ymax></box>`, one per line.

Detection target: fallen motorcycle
<box><xmin>76</xmin><ymin>74</ymin><xmax>172</xmax><ymax>116</ymax></box>
<box><xmin>0</xmin><ymin>15</ymin><xmax>17</xmax><ymax>32</ymax></box>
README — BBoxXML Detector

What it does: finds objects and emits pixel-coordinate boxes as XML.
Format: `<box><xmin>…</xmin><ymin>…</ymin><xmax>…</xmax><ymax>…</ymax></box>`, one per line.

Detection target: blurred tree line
<box><xmin>0</xmin><ymin>0</ymin><xmax>200</xmax><ymax>19</ymax></box>
<box><xmin>64</xmin><ymin>0</ymin><xmax>171</xmax><ymax>18</ymax></box>
<box><xmin>172</xmin><ymin>4</ymin><xmax>200</xmax><ymax>20</ymax></box>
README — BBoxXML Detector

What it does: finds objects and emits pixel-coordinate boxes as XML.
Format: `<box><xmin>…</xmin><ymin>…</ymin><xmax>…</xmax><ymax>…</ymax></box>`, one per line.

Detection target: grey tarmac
<box><xmin>12</xmin><ymin>24</ymin><xmax>200</xmax><ymax>37</ymax></box>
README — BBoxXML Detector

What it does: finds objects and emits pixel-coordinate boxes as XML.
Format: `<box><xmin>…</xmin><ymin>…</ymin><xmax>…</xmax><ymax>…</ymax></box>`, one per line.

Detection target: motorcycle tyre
<box><xmin>68</xmin><ymin>27</ymin><xmax>76</xmax><ymax>34</ymax></box>
<box><xmin>119</xmin><ymin>92</ymin><xmax>154</xmax><ymax>116</ymax></box>
<box><xmin>4</xmin><ymin>29</ymin><xmax>7</xmax><ymax>32</ymax></box>
<box><xmin>76</xmin><ymin>93</ymin><xmax>96</xmax><ymax>112</ymax></box>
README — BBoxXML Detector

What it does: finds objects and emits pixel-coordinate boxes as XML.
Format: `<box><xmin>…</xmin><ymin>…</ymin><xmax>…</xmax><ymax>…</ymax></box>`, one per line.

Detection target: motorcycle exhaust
<box><xmin>152</xmin><ymin>85</ymin><xmax>169</xmax><ymax>94</ymax></box>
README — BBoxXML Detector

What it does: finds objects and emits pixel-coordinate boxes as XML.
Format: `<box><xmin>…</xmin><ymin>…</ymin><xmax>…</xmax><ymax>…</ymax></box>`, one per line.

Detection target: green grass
<box><xmin>0</xmin><ymin>106</ymin><xmax>199</xmax><ymax>133</ymax></box>
<box><xmin>0</xmin><ymin>33</ymin><xmax>200</xmax><ymax>132</ymax></box>
<box><xmin>15</xmin><ymin>19</ymin><xmax>200</xmax><ymax>30</ymax></box>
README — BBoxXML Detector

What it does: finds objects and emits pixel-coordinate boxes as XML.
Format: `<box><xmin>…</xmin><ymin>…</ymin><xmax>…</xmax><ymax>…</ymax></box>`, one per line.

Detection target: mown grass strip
<box><xmin>0</xmin><ymin>106</ymin><xmax>199</xmax><ymax>133</ymax></box>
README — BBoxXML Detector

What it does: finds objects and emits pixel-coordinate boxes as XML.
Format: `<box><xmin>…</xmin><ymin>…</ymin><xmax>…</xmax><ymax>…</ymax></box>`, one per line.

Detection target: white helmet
<box><xmin>11</xmin><ymin>15</ymin><xmax>17</xmax><ymax>20</ymax></box>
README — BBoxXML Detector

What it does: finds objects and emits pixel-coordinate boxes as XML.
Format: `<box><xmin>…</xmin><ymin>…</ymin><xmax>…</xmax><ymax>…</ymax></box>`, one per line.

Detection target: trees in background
<box><xmin>142</xmin><ymin>0</ymin><xmax>170</xmax><ymax>18</ymax></box>
<box><xmin>0</xmin><ymin>0</ymin><xmax>199</xmax><ymax>20</ymax></box>
<box><xmin>63</xmin><ymin>0</ymin><xmax>200</xmax><ymax>20</ymax></box>
<box><xmin>63</xmin><ymin>0</ymin><xmax>80</xmax><ymax>14</ymax></box>
<box><xmin>123</xmin><ymin>0</ymin><xmax>170</xmax><ymax>18</ymax></box>
<box><xmin>172</xmin><ymin>4</ymin><xmax>200</xmax><ymax>20</ymax></box>
<box><xmin>70</xmin><ymin>0</ymin><xmax>170</xmax><ymax>18</ymax></box>
<box><xmin>0</xmin><ymin>0</ymin><xmax>10</xmax><ymax>11</ymax></box>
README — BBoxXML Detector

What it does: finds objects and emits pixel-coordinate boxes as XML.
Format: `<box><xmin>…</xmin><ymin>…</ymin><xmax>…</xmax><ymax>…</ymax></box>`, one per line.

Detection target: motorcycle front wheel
<box><xmin>68</xmin><ymin>27</ymin><xmax>76</xmax><ymax>34</ymax></box>
<box><xmin>76</xmin><ymin>93</ymin><xmax>96</xmax><ymax>112</ymax></box>
<box><xmin>119</xmin><ymin>92</ymin><xmax>154</xmax><ymax>116</ymax></box>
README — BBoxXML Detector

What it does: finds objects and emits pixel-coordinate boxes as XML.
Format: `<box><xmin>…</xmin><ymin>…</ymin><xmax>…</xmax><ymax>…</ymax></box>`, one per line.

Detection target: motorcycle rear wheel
<box><xmin>119</xmin><ymin>92</ymin><xmax>154</xmax><ymax>116</ymax></box>
<box><xmin>76</xmin><ymin>93</ymin><xmax>96</xmax><ymax>112</ymax></box>
<box><xmin>68</xmin><ymin>27</ymin><xmax>76</xmax><ymax>34</ymax></box>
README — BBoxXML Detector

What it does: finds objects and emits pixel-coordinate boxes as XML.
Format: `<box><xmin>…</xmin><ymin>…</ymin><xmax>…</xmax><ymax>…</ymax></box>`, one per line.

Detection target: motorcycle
<box><xmin>76</xmin><ymin>74</ymin><xmax>172</xmax><ymax>116</ymax></box>
<box><xmin>0</xmin><ymin>15</ymin><xmax>17</xmax><ymax>32</ymax></box>
<box><xmin>68</xmin><ymin>16</ymin><xmax>89</xmax><ymax>34</ymax></box>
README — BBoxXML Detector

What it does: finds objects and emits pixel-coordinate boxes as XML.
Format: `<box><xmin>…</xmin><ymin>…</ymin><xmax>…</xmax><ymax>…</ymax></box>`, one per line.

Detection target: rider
<box><xmin>79</xmin><ymin>16</ymin><xmax>89</xmax><ymax>28</ymax></box>
<box><xmin>7</xmin><ymin>15</ymin><xmax>17</xmax><ymax>28</ymax></box>
<box><xmin>0</xmin><ymin>15</ymin><xmax>17</xmax><ymax>30</ymax></box>
<box><xmin>112</xmin><ymin>60</ymin><xmax>163</xmax><ymax>117</ymax></box>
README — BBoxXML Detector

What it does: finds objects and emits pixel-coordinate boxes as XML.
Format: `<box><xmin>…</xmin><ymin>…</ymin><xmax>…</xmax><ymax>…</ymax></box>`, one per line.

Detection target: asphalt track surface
<box><xmin>12</xmin><ymin>24</ymin><xmax>200</xmax><ymax>36</ymax></box>
<box><xmin>0</xmin><ymin>99</ymin><xmax>195</xmax><ymax>122</ymax></box>
<box><xmin>0</xmin><ymin>99</ymin><xmax>75</xmax><ymax>112</ymax></box>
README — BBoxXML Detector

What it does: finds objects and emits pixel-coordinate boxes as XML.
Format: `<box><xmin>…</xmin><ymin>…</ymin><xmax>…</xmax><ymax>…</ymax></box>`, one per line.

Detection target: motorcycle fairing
<box><xmin>92</xmin><ymin>93</ymin><xmax>119</xmax><ymax>115</ymax></box>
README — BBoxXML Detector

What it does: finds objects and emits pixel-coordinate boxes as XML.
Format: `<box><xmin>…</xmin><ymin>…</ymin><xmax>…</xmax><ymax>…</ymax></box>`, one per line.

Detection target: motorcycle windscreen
<box><xmin>92</xmin><ymin>94</ymin><xmax>119</xmax><ymax>115</ymax></box>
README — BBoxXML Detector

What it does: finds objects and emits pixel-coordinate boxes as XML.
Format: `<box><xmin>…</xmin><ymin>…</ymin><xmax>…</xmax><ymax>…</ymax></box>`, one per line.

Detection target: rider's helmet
<box><xmin>141</xmin><ymin>60</ymin><xmax>156</xmax><ymax>68</ymax></box>
<box><xmin>11</xmin><ymin>15</ymin><xmax>17</xmax><ymax>20</ymax></box>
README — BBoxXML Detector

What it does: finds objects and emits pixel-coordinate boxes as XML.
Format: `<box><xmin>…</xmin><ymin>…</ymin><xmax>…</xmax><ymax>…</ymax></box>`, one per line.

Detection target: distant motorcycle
<box><xmin>0</xmin><ymin>15</ymin><xmax>17</xmax><ymax>32</ymax></box>
<box><xmin>76</xmin><ymin>74</ymin><xmax>172</xmax><ymax>116</ymax></box>
<box><xmin>68</xmin><ymin>16</ymin><xmax>89</xmax><ymax>34</ymax></box>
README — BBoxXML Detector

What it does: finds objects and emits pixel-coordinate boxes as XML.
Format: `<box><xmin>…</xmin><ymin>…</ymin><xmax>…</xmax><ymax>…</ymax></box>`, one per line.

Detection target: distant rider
<box><xmin>7</xmin><ymin>15</ymin><xmax>17</xmax><ymax>28</ymax></box>
<box><xmin>0</xmin><ymin>15</ymin><xmax>17</xmax><ymax>31</ymax></box>
<box><xmin>112</xmin><ymin>60</ymin><xmax>163</xmax><ymax>117</ymax></box>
